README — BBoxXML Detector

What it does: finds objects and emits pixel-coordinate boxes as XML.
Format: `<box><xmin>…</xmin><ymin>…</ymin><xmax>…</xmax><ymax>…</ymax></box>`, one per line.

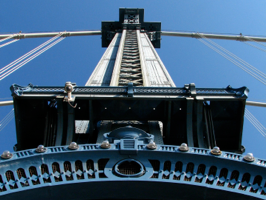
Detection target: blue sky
<box><xmin>0</xmin><ymin>0</ymin><xmax>266</xmax><ymax>158</ymax></box>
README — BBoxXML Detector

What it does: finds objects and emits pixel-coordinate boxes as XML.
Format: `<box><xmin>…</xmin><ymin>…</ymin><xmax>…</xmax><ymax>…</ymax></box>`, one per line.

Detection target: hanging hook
<box><xmin>64</xmin><ymin>81</ymin><xmax>77</xmax><ymax>108</ymax></box>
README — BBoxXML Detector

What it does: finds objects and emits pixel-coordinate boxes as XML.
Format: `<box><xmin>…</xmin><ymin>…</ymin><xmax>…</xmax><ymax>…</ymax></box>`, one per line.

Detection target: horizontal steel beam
<box><xmin>0</xmin><ymin>30</ymin><xmax>101</xmax><ymax>39</ymax></box>
<box><xmin>1</xmin><ymin>100</ymin><xmax>265</xmax><ymax>107</ymax></box>
<box><xmin>161</xmin><ymin>31</ymin><xmax>266</xmax><ymax>42</ymax></box>
<box><xmin>10</xmin><ymin>83</ymin><xmax>248</xmax><ymax>100</ymax></box>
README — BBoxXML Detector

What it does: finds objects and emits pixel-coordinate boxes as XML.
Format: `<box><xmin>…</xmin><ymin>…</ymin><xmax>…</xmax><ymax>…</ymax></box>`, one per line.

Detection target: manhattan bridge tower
<box><xmin>0</xmin><ymin>8</ymin><xmax>266</xmax><ymax>200</ymax></box>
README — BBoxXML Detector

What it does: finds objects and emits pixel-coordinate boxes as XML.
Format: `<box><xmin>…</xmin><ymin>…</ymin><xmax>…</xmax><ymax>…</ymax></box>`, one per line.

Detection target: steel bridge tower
<box><xmin>0</xmin><ymin>8</ymin><xmax>266</xmax><ymax>200</ymax></box>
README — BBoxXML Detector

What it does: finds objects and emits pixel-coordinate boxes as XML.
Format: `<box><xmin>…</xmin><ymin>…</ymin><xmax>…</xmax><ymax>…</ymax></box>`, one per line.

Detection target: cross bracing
<box><xmin>119</xmin><ymin>30</ymin><xmax>143</xmax><ymax>86</ymax></box>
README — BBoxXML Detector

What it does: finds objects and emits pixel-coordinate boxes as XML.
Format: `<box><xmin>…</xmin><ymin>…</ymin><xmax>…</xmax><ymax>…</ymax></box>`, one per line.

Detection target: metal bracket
<box><xmin>127</xmin><ymin>82</ymin><xmax>134</xmax><ymax>97</ymax></box>
<box><xmin>184</xmin><ymin>83</ymin><xmax>196</xmax><ymax>97</ymax></box>
<box><xmin>63</xmin><ymin>82</ymin><xmax>76</xmax><ymax>102</ymax></box>
<box><xmin>10</xmin><ymin>83</ymin><xmax>34</xmax><ymax>96</ymax></box>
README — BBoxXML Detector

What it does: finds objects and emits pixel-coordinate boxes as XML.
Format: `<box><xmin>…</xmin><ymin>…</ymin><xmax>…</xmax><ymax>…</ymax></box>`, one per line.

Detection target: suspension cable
<box><xmin>244</xmin><ymin>41</ymin><xmax>266</xmax><ymax>53</ymax></box>
<box><xmin>0</xmin><ymin>39</ymin><xmax>19</xmax><ymax>48</ymax></box>
<box><xmin>0</xmin><ymin>37</ymin><xmax>65</xmax><ymax>80</ymax></box>
<box><xmin>198</xmin><ymin>38</ymin><xmax>266</xmax><ymax>85</ymax></box>
<box><xmin>245</xmin><ymin>36</ymin><xmax>266</xmax><ymax>48</ymax></box>
<box><xmin>197</xmin><ymin>33</ymin><xmax>266</xmax><ymax>85</ymax></box>
<box><xmin>0</xmin><ymin>35</ymin><xmax>15</xmax><ymax>43</ymax></box>
<box><xmin>198</xmin><ymin>33</ymin><xmax>266</xmax><ymax>80</ymax></box>
<box><xmin>0</xmin><ymin>108</ymin><xmax>14</xmax><ymax>132</ymax></box>
<box><xmin>245</xmin><ymin>108</ymin><xmax>266</xmax><ymax>138</ymax></box>
<box><xmin>0</xmin><ymin>33</ymin><xmax>65</xmax><ymax>81</ymax></box>
<box><xmin>0</xmin><ymin>33</ymin><xmax>62</xmax><ymax>75</ymax></box>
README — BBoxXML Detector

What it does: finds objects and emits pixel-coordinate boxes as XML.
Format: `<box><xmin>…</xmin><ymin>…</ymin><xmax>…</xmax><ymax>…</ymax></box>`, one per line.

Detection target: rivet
<box><xmin>68</xmin><ymin>142</ymin><xmax>79</xmax><ymax>150</ymax></box>
<box><xmin>36</xmin><ymin>145</ymin><xmax>47</xmax><ymax>153</ymax></box>
<box><xmin>179</xmin><ymin>143</ymin><xmax>189</xmax><ymax>152</ymax></box>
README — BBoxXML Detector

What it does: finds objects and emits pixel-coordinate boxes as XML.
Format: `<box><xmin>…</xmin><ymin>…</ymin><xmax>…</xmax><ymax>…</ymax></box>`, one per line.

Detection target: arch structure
<box><xmin>0</xmin><ymin>144</ymin><xmax>266</xmax><ymax>199</ymax></box>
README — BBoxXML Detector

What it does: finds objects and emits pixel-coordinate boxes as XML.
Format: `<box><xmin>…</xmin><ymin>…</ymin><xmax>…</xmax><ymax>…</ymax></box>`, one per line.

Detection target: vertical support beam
<box><xmin>165</xmin><ymin>101</ymin><xmax>172</xmax><ymax>143</ymax></box>
<box><xmin>66</xmin><ymin>104</ymin><xmax>75</xmax><ymax>145</ymax></box>
<box><xmin>110</xmin><ymin>29</ymin><xmax>127</xmax><ymax>86</ymax></box>
<box><xmin>196</xmin><ymin>98</ymin><xmax>205</xmax><ymax>148</ymax></box>
<box><xmin>88</xmin><ymin>100</ymin><xmax>94</xmax><ymax>136</ymax></box>
<box><xmin>143</xmin><ymin>33</ymin><xmax>176</xmax><ymax>87</ymax></box>
<box><xmin>208</xmin><ymin>107</ymin><xmax>217</xmax><ymax>147</ymax></box>
<box><xmin>85</xmin><ymin>33</ymin><xmax>121</xmax><ymax>86</ymax></box>
<box><xmin>55</xmin><ymin>100</ymin><xmax>63</xmax><ymax>146</ymax></box>
<box><xmin>148</xmin><ymin>121</ymin><xmax>164</xmax><ymax>144</ymax></box>
<box><xmin>186</xmin><ymin>97</ymin><xmax>194</xmax><ymax>147</ymax></box>
<box><xmin>136</xmin><ymin>30</ymin><xmax>150</xmax><ymax>86</ymax></box>
<box><xmin>203</xmin><ymin>104</ymin><xmax>211</xmax><ymax>149</ymax></box>
<box><xmin>96</xmin><ymin>121</ymin><xmax>112</xmax><ymax>143</ymax></box>
<box><xmin>13</xmin><ymin>98</ymin><xmax>22</xmax><ymax>150</ymax></box>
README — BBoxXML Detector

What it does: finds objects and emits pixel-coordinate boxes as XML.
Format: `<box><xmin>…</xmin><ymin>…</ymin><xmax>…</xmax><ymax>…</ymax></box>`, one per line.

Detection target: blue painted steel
<box><xmin>10</xmin><ymin>82</ymin><xmax>249</xmax><ymax>153</ymax></box>
<box><xmin>0</xmin><ymin>142</ymin><xmax>266</xmax><ymax>199</ymax></box>
<box><xmin>104</xmin><ymin>126</ymin><xmax>153</xmax><ymax>143</ymax></box>
<box><xmin>10</xmin><ymin>83</ymin><xmax>249</xmax><ymax>98</ymax></box>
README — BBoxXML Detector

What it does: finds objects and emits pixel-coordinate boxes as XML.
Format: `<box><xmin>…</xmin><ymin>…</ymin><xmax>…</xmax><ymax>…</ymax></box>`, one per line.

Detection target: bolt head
<box><xmin>211</xmin><ymin>146</ymin><xmax>222</xmax><ymax>155</ymax></box>
<box><xmin>68</xmin><ymin>142</ymin><xmax>79</xmax><ymax>150</ymax></box>
<box><xmin>1</xmin><ymin>150</ymin><xmax>12</xmax><ymax>159</ymax></box>
<box><xmin>36</xmin><ymin>145</ymin><xmax>47</xmax><ymax>153</ymax></box>
<box><xmin>179</xmin><ymin>143</ymin><xmax>189</xmax><ymax>152</ymax></box>
<box><xmin>100</xmin><ymin>140</ymin><xmax>111</xmax><ymax>149</ymax></box>
<box><xmin>243</xmin><ymin>153</ymin><xmax>255</xmax><ymax>162</ymax></box>
<box><xmin>147</xmin><ymin>140</ymin><xmax>157</xmax><ymax>150</ymax></box>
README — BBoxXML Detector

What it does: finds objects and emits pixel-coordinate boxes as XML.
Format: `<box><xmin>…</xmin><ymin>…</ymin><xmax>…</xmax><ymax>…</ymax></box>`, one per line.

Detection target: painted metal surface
<box><xmin>0</xmin><ymin>143</ymin><xmax>266</xmax><ymax>199</ymax></box>
<box><xmin>10</xmin><ymin>83</ymin><xmax>248</xmax><ymax>98</ymax></box>
<box><xmin>110</xmin><ymin>30</ymin><xmax>127</xmax><ymax>86</ymax></box>
<box><xmin>10</xmin><ymin>83</ymin><xmax>248</xmax><ymax>153</ymax></box>
<box><xmin>139</xmin><ymin>32</ymin><xmax>176</xmax><ymax>87</ymax></box>
<box><xmin>85</xmin><ymin>33</ymin><xmax>121</xmax><ymax>86</ymax></box>
<box><xmin>118</xmin><ymin>30</ymin><xmax>143</xmax><ymax>86</ymax></box>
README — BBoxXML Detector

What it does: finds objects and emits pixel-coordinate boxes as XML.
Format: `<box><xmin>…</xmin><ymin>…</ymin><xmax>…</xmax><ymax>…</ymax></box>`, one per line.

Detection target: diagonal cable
<box><xmin>0</xmin><ymin>39</ymin><xmax>19</xmax><ymax>48</ymax></box>
<box><xmin>0</xmin><ymin>35</ymin><xmax>15</xmax><ymax>43</ymax></box>
<box><xmin>198</xmin><ymin>33</ymin><xmax>266</xmax><ymax>80</ymax></box>
<box><xmin>244</xmin><ymin>41</ymin><xmax>266</xmax><ymax>53</ymax></box>
<box><xmin>245</xmin><ymin>108</ymin><xmax>266</xmax><ymax>138</ymax></box>
<box><xmin>0</xmin><ymin>33</ymin><xmax>62</xmax><ymax>75</ymax></box>
<box><xmin>0</xmin><ymin>108</ymin><xmax>14</xmax><ymax>132</ymax></box>
<box><xmin>0</xmin><ymin>36</ymin><xmax>65</xmax><ymax>81</ymax></box>
<box><xmin>245</xmin><ymin>36</ymin><xmax>266</xmax><ymax>48</ymax></box>
<box><xmin>198</xmin><ymin>38</ymin><xmax>266</xmax><ymax>85</ymax></box>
